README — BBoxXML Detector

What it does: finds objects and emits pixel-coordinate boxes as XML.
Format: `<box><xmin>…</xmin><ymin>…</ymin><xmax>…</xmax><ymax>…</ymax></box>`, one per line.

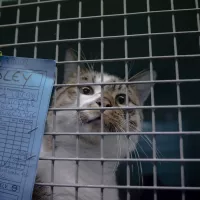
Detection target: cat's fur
<box><xmin>33</xmin><ymin>49</ymin><xmax>156</xmax><ymax>200</ymax></box>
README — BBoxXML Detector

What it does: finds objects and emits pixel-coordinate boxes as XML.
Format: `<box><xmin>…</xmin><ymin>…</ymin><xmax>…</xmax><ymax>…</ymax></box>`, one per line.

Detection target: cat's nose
<box><xmin>96</xmin><ymin>97</ymin><xmax>112</xmax><ymax>107</ymax></box>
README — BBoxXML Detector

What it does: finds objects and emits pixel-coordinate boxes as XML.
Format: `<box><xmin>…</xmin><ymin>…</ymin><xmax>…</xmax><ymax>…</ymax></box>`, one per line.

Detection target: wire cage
<box><xmin>1</xmin><ymin>0</ymin><xmax>200</xmax><ymax>200</ymax></box>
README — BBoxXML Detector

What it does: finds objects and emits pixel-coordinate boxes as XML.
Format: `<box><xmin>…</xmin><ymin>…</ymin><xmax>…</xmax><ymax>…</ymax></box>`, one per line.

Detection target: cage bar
<box><xmin>170</xmin><ymin>1</ymin><xmax>185</xmax><ymax>199</ymax></box>
<box><xmin>0</xmin><ymin>7</ymin><xmax>199</xmax><ymax>25</ymax></box>
<box><xmin>38</xmin><ymin>157</ymin><xmax>200</xmax><ymax>162</ymax></box>
<box><xmin>146</xmin><ymin>0</ymin><xmax>157</xmax><ymax>200</ymax></box>
<box><xmin>43</xmin><ymin>131</ymin><xmax>200</xmax><ymax>136</ymax></box>
<box><xmin>100</xmin><ymin>0</ymin><xmax>104</xmax><ymax>199</ymax></box>
<box><xmin>56</xmin><ymin>54</ymin><xmax>200</xmax><ymax>64</ymax></box>
<box><xmin>1</xmin><ymin>31</ymin><xmax>200</xmax><ymax>49</ymax></box>
<box><xmin>123</xmin><ymin>0</ymin><xmax>131</xmax><ymax>199</ymax></box>
<box><xmin>13</xmin><ymin>0</ymin><xmax>21</xmax><ymax>57</ymax></box>
<box><xmin>48</xmin><ymin>104</ymin><xmax>200</xmax><ymax>111</ymax></box>
<box><xmin>33</xmin><ymin>0</ymin><xmax>40</xmax><ymax>58</ymax></box>
<box><xmin>34</xmin><ymin>183</ymin><xmax>200</xmax><ymax>191</ymax></box>
<box><xmin>50</xmin><ymin>2</ymin><xmax>61</xmax><ymax>199</ymax></box>
<box><xmin>74</xmin><ymin>1</ymin><xmax>82</xmax><ymax>199</ymax></box>
<box><xmin>0</xmin><ymin>0</ymin><xmax>67</xmax><ymax>9</ymax></box>
<box><xmin>51</xmin><ymin>78</ymin><xmax>200</xmax><ymax>88</ymax></box>
<box><xmin>1</xmin><ymin>0</ymin><xmax>200</xmax><ymax>199</ymax></box>
<box><xmin>195</xmin><ymin>0</ymin><xmax>200</xmax><ymax>48</ymax></box>
<box><xmin>0</xmin><ymin>0</ymin><xmax>2</xmax><ymax>18</ymax></box>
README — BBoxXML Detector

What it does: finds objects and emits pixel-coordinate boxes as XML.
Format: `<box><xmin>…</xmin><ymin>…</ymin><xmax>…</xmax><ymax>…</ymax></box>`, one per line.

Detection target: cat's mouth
<box><xmin>86</xmin><ymin>116</ymin><xmax>101</xmax><ymax>124</ymax></box>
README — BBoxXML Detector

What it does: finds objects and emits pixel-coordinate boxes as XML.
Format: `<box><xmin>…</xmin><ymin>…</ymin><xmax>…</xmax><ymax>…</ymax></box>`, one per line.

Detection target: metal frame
<box><xmin>1</xmin><ymin>0</ymin><xmax>200</xmax><ymax>199</ymax></box>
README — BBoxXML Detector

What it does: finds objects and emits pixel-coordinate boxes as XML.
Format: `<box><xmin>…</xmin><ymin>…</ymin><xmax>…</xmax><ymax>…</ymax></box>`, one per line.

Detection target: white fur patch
<box><xmin>37</xmin><ymin>72</ymin><xmax>142</xmax><ymax>200</ymax></box>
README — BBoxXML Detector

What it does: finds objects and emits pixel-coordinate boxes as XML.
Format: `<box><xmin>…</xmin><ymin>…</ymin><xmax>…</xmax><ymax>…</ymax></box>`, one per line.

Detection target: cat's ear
<box><xmin>129</xmin><ymin>70</ymin><xmax>157</xmax><ymax>105</ymax></box>
<box><xmin>63</xmin><ymin>49</ymin><xmax>78</xmax><ymax>83</ymax></box>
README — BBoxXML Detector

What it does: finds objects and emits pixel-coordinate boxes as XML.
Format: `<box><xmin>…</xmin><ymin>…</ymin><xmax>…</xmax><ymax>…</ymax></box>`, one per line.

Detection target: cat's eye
<box><xmin>80</xmin><ymin>86</ymin><xmax>93</xmax><ymax>95</ymax></box>
<box><xmin>116</xmin><ymin>94</ymin><xmax>126</xmax><ymax>105</ymax></box>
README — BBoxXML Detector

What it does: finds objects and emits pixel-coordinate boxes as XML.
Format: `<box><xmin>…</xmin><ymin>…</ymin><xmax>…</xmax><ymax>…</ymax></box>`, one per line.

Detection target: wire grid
<box><xmin>100</xmin><ymin>1</ymin><xmax>105</xmax><ymax>199</ymax></box>
<box><xmin>146</xmin><ymin>1</ymin><xmax>157</xmax><ymax>200</ymax></box>
<box><xmin>1</xmin><ymin>0</ymin><xmax>200</xmax><ymax>199</ymax></box>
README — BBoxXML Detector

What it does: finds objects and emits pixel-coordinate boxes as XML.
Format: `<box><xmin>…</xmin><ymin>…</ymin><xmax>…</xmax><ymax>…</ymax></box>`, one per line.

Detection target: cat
<box><xmin>33</xmin><ymin>49</ymin><xmax>156</xmax><ymax>200</ymax></box>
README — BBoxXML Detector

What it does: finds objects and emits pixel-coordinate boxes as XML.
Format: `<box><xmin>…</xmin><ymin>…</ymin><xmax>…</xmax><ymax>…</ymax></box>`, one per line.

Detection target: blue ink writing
<box><xmin>0</xmin><ymin>55</ymin><xmax>55</xmax><ymax>200</ymax></box>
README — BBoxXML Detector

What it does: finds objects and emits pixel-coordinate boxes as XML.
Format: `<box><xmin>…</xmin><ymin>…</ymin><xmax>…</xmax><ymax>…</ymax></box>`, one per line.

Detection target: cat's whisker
<box><xmin>123</xmin><ymin>61</ymin><xmax>134</xmax><ymax>81</ymax></box>
<box><xmin>81</xmin><ymin>49</ymin><xmax>87</xmax><ymax>60</ymax></box>
<box><xmin>87</xmin><ymin>63</ymin><xmax>94</xmax><ymax>73</ymax></box>
<box><xmin>80</xmin><ymin>50</ymin><xmax>95</xmax><ymax>71</ymax></box>
<box><xmin>35</xmin><ymin>48</ymin><xmax>157</xmax><ymax>200</ymax></box>
<box><xmin>128</xmin><ymin>62</ymin><xmax>133</xmax><ymax>76</ymax></box>
<box><xmin>128</xmin><ymin>123</ymin><xmax>162</xmax><ymax>162</ymax></box>
<box><xmin>113</xmin><ymin>135</ymin><xmax>120</xmax><ymax>174</ymax></box>
<box><xmin>108</xmin><ymin>124</ymin><xmax>122</xmax><ymax>173</ymax></box>
<box><xmin>141</xmin><ymin>135</ymin><xmax>162</xmax><ymax>164</ymax></box>
<box><xmin>129</xmin><ymin>136</ymin><xmax>143</xmax><ymax>186</ymax></box>
<box><xmin>114</xmin><ymin>119</ymin><xmax>155</xmax><ymax>170</ymax></box>
<box><xmin>115</xmin><ymin>124</ymin><xmax>142</xmax><ymax>187</ymax></box>
<box><xmin>72</xmin><ymin>48</ymin><xmax>86</xmax><ymax>61</ymax></box>
<box><xmin>118</xmin><ymin>135</ymin><xmax>122</xmax><ymax>157</ymax></box>
<box><xmin>130</xmin><ymin>151</ymin><xmax>134</xmax><ymax>183</ymax></box>
<box><xmin>126</xmin><ymin>136</ymin><xmax>137</xmax><ymax>186</ymax></box>
<box><xmin>137</xmin><ymin>142</ymin><xmax>149</xmax><ymax>158</ymax></box>
<box><xmin>132</xmin><ymin>149</ymin><xmax>141</xmax><ymax>186</ymax></box>
<box><xmin>143</xmin><ymin>135</ymin><xmax>163</xmax><ymax>159</ymax></box>
<box><xmin>135</xmin><ymin>147</ymin><xmax>143</xmax><ymax>186</ymax></box>
<box><xmin>140</xmin><ymin>135</ymin><xmax>153</xmax><ymax>150</ymax></box>
<box><xmin>72</xmin><ymin>48</ymin><xmax>92</xmax><ymax>71</ymax></box>
<box><xmin>90</xmin><ymin>55</ymin><xmax>98</xmax><ymax>70</ymax></box>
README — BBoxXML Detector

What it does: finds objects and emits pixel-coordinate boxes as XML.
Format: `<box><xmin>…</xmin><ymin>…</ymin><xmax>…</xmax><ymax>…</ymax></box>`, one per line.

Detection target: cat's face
<box><xmin>53</xmin><ymin>49</ymin><xmax>156</xmax><ymax>145</ymax></box>
<box><xmin>57</xmin><ymin>70</ymin><xmax>141</xmax><ymax>133</ymax></box>
<box><xmin>77</xmin><ymin>72</ymin><xmax>141</xmax><ymax>134</ymax></box>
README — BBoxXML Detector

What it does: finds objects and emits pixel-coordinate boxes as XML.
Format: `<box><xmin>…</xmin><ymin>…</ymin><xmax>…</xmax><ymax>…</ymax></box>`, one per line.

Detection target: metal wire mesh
<box><xmin>1</xmin><ymin>0</ymin><xmax>200</xmax><ymax>200</ymax></box>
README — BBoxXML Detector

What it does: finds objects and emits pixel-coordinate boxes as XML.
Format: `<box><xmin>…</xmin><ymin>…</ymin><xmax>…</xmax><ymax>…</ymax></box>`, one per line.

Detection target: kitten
<box><xmin>33</xmin><ymin>49</ymin><xmax>156</xmax><ymax>200</ymax></box>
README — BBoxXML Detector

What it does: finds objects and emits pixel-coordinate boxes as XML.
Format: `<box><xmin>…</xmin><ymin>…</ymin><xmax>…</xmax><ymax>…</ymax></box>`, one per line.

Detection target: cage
<box><xmin>1</xmin><ymin>0</ymin><xmax>200</xmax><ymax>200</ymax></box>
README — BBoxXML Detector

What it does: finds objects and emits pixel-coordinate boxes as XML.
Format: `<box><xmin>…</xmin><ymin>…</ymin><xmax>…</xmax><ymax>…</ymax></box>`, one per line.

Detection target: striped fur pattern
<box><xmin>33</xmin><ymin>49</ymin><xmax>156</xmax><ymax>200</ymax></box>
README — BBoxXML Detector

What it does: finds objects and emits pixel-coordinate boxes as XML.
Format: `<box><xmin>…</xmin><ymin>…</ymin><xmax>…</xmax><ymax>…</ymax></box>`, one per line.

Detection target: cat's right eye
<box><xmin>79</xmin><ymin>86</ymin><xmax>93</xmax><ymax>95</ymax></box>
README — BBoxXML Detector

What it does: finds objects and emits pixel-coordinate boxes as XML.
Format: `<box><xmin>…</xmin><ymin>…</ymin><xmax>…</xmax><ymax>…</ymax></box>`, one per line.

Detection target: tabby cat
<box><xmin>33</xmin><ymin>49</ymin><xmax>156</xmax><ymax>200</ymax></box>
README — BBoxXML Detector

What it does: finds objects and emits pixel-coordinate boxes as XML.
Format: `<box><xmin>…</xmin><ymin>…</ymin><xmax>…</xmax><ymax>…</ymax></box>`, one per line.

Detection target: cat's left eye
<box><xmin>80</xmin><ymin>86</ymin><xmax>93</xmax><ymax>95</ymax></box>
<box><xmin>116</xmin><ymin>94</ymin><xmax>126</xmax><ymax>105</ymax></box>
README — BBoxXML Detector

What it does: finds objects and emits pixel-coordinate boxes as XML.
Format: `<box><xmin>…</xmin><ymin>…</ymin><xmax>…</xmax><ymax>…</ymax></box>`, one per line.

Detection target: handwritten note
<box><xmin>0</xmin><ymin>56</ymin><xmax>55</xmax><ymax>200</ymax></box>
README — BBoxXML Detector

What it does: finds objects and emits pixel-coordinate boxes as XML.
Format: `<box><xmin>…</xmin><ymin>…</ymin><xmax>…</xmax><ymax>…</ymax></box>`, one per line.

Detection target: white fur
<box><xmin>36</xmin><ymin>49</ymin><xmax>156</xmax><ymax>200</ymax></box>
<box><xmin>37</xmin><ymin>74</ymin><xmax>139</xmax><ymax>200</ymax></box>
